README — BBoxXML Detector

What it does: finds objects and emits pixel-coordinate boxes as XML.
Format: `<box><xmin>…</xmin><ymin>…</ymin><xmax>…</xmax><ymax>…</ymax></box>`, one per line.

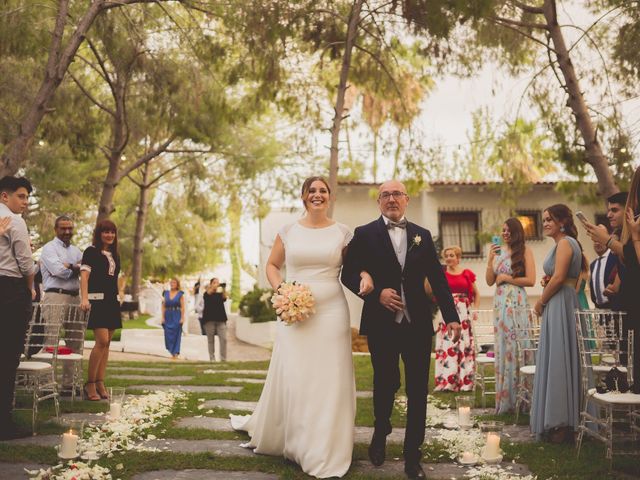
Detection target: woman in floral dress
<box><xmin>486</xmin><ymin>218</ymin><xmax>536</xmax><ymax>413</ymax></box>
<box><xmin>434</xmin><ymin>246</ymin><xmax>480</xmax><ymax>392</ymax></box>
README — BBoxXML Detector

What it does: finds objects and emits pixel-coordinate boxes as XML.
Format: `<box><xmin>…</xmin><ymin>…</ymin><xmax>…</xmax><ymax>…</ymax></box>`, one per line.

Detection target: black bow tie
<box><xmin>387</xmin><ymin>219</ymin><xmax>407</xmax><ymax>229</ymax></box>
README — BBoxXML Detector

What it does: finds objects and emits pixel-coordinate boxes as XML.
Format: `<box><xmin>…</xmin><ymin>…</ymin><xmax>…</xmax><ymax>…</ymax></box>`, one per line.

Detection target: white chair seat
<box><xmin>592</xmin><ymin>365</ymin><xmax>627</xmax><ymax>373</ymax></box>
<box><xmin>477</xmin><ymin>355</ymin><xmax>495</xmax><ymax>364</ymax></box>
<box><xmin>587</xmin><ymin>388</ymin><xmax>640</xmax><ymax>404</ymax></box>
<box><xmin>32</xmin><ymin>352</ymin><xmax>82</xmax><ymax>361</ymax></box>
<box><xmin>17</xmin><ymin>361</ymin><xmax>53</xmax><ymax>372</ymax></box>
<box><xmin>520</xmin><ymin>365</ymin><xmax>536</xmax><ymax>375</ymax></box>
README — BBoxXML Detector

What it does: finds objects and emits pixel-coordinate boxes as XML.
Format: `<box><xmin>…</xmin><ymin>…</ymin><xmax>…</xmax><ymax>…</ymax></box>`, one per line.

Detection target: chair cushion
<box><xmin>17</xmin><ymin>361</ymin><xmax>52</xmax><ymax>372</ymax></box>
<box><xmin>520</xmin><ymin>365</ymin><xmax>536</xmax><ymax>375</ymax></box>
<box><xmin>32</xmin><ymin>352</ymin><xmax>82</xmax><ymax>361</ymax></box>
<box><xmin>588</xmin><ymin>388</ymin><xmax>640</xmax><ymax>405</ymax></box>
<box><xmin>477</xmin><ymin>355</ymin><xmax>495</xmax><ymax>364</ymax></box>
<box><xmin>592</xmin><ymin>365</ymin><xmax>627</xmax><ymax>373</ymax></box>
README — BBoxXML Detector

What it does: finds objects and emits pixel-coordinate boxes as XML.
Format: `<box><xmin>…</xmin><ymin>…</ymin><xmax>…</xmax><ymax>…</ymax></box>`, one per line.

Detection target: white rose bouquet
<box><xmin>271</xmin><ymin>281</ymin><xmax>315</xmax><ymax>325</ymax></box>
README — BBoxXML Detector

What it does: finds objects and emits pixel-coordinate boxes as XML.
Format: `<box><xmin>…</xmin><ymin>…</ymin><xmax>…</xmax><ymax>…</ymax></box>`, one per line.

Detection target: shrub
<box><xmin>239</xmin><ymin>284</ymin><xmax>276</xmax><ymax>323</ymax></box>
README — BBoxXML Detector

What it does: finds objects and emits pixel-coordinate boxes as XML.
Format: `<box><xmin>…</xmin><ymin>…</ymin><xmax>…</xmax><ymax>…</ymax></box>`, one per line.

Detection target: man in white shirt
<box><xmin>0</xmin><ymin>175</ymin><xmax>36</xmax><ymax>439</ymax></box>
<box><xmin>40</xmin><ymin>215</ymin><xmax>83</xmax><ymax>393</ymax></box>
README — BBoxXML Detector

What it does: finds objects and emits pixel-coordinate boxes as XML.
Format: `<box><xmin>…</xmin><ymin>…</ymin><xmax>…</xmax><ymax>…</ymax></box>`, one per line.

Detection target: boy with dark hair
<box><xmin>0</xmin><ymin>175</ymin><xmax>36</xmax><ymax>438</ymax></box>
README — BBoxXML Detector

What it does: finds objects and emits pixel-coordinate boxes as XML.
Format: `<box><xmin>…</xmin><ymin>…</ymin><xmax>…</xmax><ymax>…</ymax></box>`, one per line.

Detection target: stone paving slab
<box><xmin>0</xmin><ymin>435</ymin><xmax>59</xmax><ymax>448</ymax></box>
<box><xmin>109</xmin><ymin>367</ymin><xmax>171</xmax><ymax>373</ymax></box>
<box><xmin>226</xmin><ymin>377</ymin><xmax>265</xmax><ymax>384</ymax></box>
<box><xmin>356</xmin><ymin>390</ymin><xmax>373</xmax><ymax>398</ymax></box>
<box><xmin>356</xmin><ymin>427</ymin><xmax>406</xmax><ymax>444</ymax></box>
<box><xmin>110</xmin><ymin>374</ymin><xmax>194</xmax><ymax>381</ymax></box>
<box><xmin>133</xmin><ymin>470</ymin><xmax>278</xmax><ymax>480</ymax></box>
<box><xmin>144</xmin><ymin>438</ymin><xmax>254</xmax><ymax>456</ymax></box>
<box><xmin>175</xmin><ymin>417</ymin><xmax>234</xmax><ymax>431</ymax></box>
<box><xmin>125</xmin><ymin>385</ymin><xmax>243</xmax><ymax>393</ymax></box>
<box><xmin>201</xmin><ymin>369</ymin><xmax>267</xmax><ymax>375</ymax></box>
<box><xmin>0</xmin><ymin>462</ymin><xmax>49</xmax><ymax>480</ymax></box>
<box><xmin>352</xmin><ymin>460</ymin><xmax>533</xmax><ymax>479</ymax></box>
<box><xmin>201</xmin><ymin>399</ymin><xmax>258</xmax><ymax>411</ymax></box>
<box><xmin>59</xmin><ymin>412</ymin><xmax>108</xmax><ymax>425</ymax></box>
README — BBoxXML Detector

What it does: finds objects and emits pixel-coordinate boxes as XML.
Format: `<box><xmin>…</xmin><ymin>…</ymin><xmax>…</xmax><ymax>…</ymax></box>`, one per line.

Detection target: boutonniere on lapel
<box><xmin>408</xmin><ymin>234</ymin><xmax>422</xmax><ymax>252</ymax></box>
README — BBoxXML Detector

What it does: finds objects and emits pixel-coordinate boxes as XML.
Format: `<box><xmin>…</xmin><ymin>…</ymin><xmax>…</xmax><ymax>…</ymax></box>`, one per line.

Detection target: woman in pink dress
<box><xmin>433</xmin><ymin>246</ymin><xmax>480</xmax><ymax>392</ymax></box>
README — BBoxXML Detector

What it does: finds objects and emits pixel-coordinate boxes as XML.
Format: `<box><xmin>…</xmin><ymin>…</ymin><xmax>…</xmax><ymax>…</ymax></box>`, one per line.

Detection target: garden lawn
<box><xmin>1</xmin><ymin>356</ymin><xmax>637</xmax><ymax>479</ymax></box>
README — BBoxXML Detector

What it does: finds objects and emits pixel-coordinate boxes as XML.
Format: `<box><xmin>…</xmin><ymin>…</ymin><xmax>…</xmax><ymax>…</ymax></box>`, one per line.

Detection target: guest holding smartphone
<box><xmin>486</xmin><ymin>218</ymin><xmax>535</xmax><ymax>414</ymax></box>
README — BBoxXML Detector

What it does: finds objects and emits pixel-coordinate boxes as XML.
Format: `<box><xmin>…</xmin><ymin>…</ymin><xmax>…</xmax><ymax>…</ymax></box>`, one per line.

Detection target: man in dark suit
<box><xmin>590</xmin><ymin>241</ymin><xmax>620</xmax><ymax>310</ymax></box>
<box><xmin>341</xmin><ymin>180</ymin><xmax>460</xmax><ymax>479</ymax></box>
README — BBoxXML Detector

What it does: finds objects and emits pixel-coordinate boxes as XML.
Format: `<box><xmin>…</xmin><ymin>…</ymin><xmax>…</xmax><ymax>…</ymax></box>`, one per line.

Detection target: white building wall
<box><xmin>259</xmin><ymin>183</ymin><xmax>603</xmax><ymax>329</ymax></box>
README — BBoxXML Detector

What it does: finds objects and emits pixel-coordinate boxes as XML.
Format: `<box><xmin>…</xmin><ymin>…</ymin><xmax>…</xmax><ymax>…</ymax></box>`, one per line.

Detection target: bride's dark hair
<box><xmin>301</xmin><ymin>176</ymin><xmax>331</xmax><ymax>210</ymax></box>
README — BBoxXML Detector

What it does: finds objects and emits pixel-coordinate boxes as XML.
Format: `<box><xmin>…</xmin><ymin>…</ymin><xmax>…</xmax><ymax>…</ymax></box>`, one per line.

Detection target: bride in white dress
<box><xmin>231</xmin><ymin>176</ymin><xmax>368</xmax><ymax>478</ymax></box>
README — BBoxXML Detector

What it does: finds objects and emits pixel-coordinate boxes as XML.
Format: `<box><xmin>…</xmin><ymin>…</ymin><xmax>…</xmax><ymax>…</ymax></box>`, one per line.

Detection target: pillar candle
<box><xmin>109</xmin><ymin>402</ymin><xmax>122</xmax><ymax>419</ymax></box>
<box><xmin>60</xmin><ymin>431</ymin><xmax>78</xmax><ymax>458</ymax></box>
<box><xmin>485</xmin><ymin>432</ymin><xmax>501</xmax><ymax>458</ymax></box>
<box><xmin>458</xmin><ymin>406</ymin><xmax>471</xmax><ymax>427</ymax></box>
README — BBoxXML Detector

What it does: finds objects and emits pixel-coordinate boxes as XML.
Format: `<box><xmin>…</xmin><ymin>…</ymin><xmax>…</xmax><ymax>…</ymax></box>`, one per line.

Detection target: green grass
<box><xmin>84</xmin><ymin>314</ymin><xmax>154</xmax><ymax>341</ymax></box>
<box><xmin>3</xmin><ymin>357</ymin><xmax>639</xmax><ymax>479</ymax></box>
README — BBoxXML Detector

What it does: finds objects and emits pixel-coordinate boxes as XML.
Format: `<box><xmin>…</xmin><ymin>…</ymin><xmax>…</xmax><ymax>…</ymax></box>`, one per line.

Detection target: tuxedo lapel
<box><xmin>376</xmin><ymin>216</ymin><xmax>401</xmax><ymax>269</ymax></box>
<box><xmin>404</xmin><ymin>221</ymin><xmax>417</xmax><ymax>272</ymax></box>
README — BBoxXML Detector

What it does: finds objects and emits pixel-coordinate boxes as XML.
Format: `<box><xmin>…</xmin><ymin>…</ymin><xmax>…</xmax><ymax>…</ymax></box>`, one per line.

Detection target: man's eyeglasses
<box><xmin>379</xmin><ymin>191</ymin><xmax>407</xmax><ymax>201</ymax></box>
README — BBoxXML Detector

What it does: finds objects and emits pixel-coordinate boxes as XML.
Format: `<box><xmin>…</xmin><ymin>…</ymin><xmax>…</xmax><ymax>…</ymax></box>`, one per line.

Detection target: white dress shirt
<box><xmin>40</xmin><ymin>237</ymin><xmax>83</xmax><ymax>291</ymax></box>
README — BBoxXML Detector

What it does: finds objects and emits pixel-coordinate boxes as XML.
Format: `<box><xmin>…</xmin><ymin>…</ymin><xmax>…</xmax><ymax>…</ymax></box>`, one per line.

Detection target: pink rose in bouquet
<box><xmin>271</xmin><ymin>281</ymin><xmax>315</xmax><ymax>325</ymax></box>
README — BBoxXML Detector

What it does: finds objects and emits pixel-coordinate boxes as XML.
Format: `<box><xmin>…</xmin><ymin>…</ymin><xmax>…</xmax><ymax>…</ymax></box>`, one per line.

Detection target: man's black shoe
<box><xmin>368</xmin><ymin>432</ymin><xmax>386</xmax><ymax>466</ymax></box>
<box><xmin>404</xmin><ymin>462</ymin><xmax>427</xmax><ymax>479</ymax></box>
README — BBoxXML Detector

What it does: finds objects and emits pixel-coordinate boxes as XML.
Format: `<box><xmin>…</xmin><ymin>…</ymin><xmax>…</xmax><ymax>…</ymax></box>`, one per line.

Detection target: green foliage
<box><xmin>238</xmin><ymin>284</ymin><xmax>276</xmax><ymax>323</ymax></box>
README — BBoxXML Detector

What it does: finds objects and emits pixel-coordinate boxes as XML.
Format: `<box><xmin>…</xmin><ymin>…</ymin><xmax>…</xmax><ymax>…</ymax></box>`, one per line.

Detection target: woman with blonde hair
<box><xmin>434</xmin><ymin>246</ymin><xmax>480</xmax><ymax>392</ymax></box>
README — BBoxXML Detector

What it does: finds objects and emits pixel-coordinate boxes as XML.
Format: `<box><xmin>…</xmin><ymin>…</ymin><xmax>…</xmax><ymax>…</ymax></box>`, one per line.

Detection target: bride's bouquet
<box><xmin>271</xmin><ymin>281</ymin><xmax>315</xmax><ymax>325</ymax></box>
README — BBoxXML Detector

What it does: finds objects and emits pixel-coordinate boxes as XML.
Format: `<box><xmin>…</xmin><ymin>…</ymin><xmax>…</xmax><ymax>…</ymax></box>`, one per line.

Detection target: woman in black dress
<box><xmin>620</xmin><ymin>166</ymin><xmax>640</xmax><ymax>392</ymax></box>
<box><xmin>80</xmin><ymin>220</ymin><xmax>121</xmax><ymax>400</ymax></box>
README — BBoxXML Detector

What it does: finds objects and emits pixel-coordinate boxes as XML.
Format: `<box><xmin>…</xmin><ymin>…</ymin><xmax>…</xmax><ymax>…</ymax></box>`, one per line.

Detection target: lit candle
<box><xmin>60</xmin><ymin>431</ymin><xmax>78</xmax><ymax>458</ymax></box>
<box><xmin>461</xmin><ymin>451</ymin><xmax>475</xmax><ymax>463</ymax></box>
<box><xmin>109</xmin><ymin>402</ymin><xmax>122</xmax><ymax>419</ymax></box>
<box><xmin>458</xmin><ymin>406</ymin><xmax>471</xmax><ymax>427</ymax></box>
<box><xmin>485</xmin><ymin>432</ymin><xmax>501</xmax><ymax>458</ymax></box>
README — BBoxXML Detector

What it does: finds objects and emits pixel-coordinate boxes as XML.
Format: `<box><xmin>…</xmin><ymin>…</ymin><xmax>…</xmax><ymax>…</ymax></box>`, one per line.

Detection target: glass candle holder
<box><xmin>455</xmin><ymin>395</ymin><xmax>474</xmax><ymax>429</ymax></box>
<box><xmin>479</xmin><ymin>421</ymin><xmax>504</xmax><ymax>462</ymax></box>
<box><xmin>58</xmin><ymin>418</ymin><xmax>84</xmax><ymax>459</ymax></box>
<box><xmin>108</xmin><ymin>386</ymin><xmax>126</xmax><ymax>419</ymax></box>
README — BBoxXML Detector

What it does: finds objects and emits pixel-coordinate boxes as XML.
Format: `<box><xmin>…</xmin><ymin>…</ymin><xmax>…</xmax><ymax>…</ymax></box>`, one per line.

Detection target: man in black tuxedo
<box><xmin>589</xmin><ymin>240</ymin><xmax>620</xmax><ymax>310</ymax></box>
<box><xmin>341</xmin><ymin>180</ymin><xmax>461</xmax><ymax>479</ymax></box>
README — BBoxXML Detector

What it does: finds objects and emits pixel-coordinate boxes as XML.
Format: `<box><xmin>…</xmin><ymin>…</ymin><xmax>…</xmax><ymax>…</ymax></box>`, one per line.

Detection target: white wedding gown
<box><xmin>230</xmin><ymin>221</ymin><xmax>356</xmax><ymax>478</ymax></box>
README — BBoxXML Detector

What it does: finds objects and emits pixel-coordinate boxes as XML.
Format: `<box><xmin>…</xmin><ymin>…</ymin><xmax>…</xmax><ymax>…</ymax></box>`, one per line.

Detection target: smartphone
<box><xmin>575</xmin><ymin>211</ymin><xmax>588</xmax><ymax>224</ymax></box>
<box><xmin>491</xmin><ymin>235</ymin><xmax>502</xmax><ymax>254</ymax></box>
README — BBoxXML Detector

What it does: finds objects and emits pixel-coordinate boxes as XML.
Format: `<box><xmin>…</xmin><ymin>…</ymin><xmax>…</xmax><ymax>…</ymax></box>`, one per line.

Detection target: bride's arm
<box><xmin>266</xmin><ymin>235</ymin><xmax>286</xmax><ymax>290</ymax></box>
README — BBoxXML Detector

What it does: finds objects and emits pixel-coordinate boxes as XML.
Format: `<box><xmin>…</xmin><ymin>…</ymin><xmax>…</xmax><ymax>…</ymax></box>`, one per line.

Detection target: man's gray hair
<box><xmin>54</xmin><ymin>215</ymin><xmax>73</xmax><ymax>228</ymax></box>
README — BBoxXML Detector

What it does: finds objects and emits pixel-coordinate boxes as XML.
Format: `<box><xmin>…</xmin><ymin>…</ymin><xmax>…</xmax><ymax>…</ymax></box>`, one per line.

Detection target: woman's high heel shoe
<box><xmin>83</xmin><ymin>382</ymin><xmax>100</xmax><ymax>401</ymax></box>
<box><xmin>95</xmin><ymin>380</ymin><xmax>109</xmax><ymax>400</ymax></box>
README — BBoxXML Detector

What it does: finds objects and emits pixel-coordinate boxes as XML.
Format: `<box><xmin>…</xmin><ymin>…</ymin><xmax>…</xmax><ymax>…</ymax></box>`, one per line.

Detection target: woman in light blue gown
<box><xmin>531</xmin><ymin>204</ymin><xmax>586</xmax><ymax>443</ymax></box>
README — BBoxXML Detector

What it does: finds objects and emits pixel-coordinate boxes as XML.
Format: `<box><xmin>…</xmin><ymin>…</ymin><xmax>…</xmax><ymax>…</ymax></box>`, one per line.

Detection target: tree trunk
<box><xmin>96</xmin><ymin>79</ymin><xmax>128</xmax><ymax>223</ymax></box>
<box><xmin>228</xmin><ymin>192</ymin><xmax>243</xmax><ymax>312</ymax></box>
<box><xmin>130</xmin><ymin>163</ymin><xmax>151</xmax><ymax>302</ymax></box>
<box><xmin>96</xmin><ymin>158</ymin><xmax>121</xmax><ymax>223</ymax></box>
<box><xmin>0</xmin><ymin>0</ymin><xmax>104</xmax><ymax>177</ymax></box>
<box><xmin>393</xmin><ymin>128</ymin><xmax>402</xmax><ymax>177</ymax></box>
<box><xmin>327</xmin><ymin>0</ymin><xmax>364</xmax><ymax>217</ymax></box>
<box><xmin>372</xmin><ymin>131</ymin><xmax>378</xmax><ymax>183</ymax></box>
<box><xmin>542</xmin><ymin>0</ymin><xmax>619</xmax><ymax>198</ymax></box>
